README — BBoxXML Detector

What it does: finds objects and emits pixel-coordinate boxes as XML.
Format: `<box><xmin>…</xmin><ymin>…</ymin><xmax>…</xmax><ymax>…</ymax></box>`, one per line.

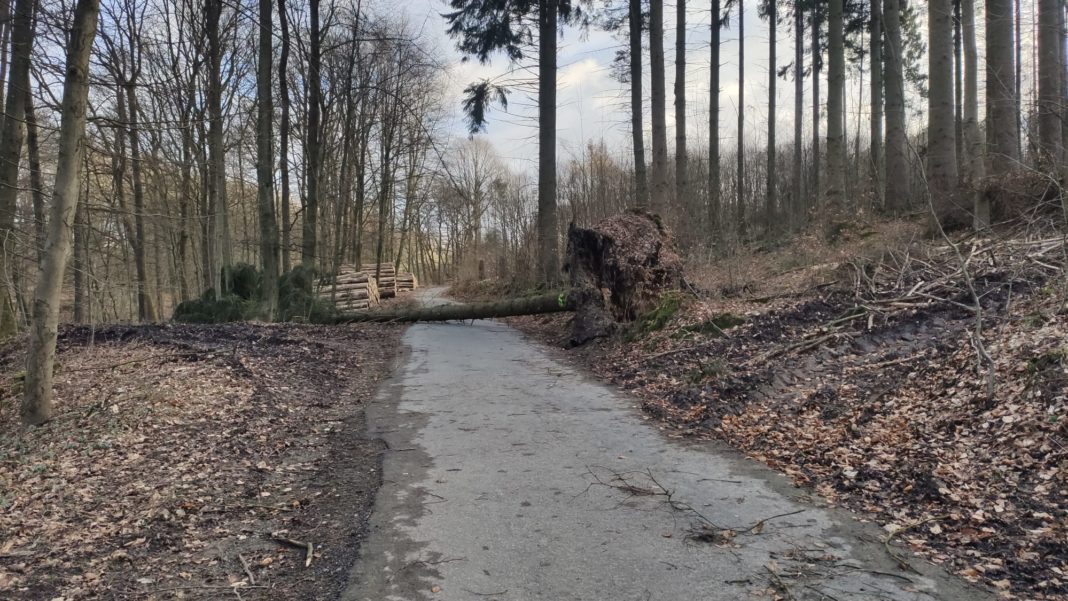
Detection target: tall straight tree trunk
<box><xmin>278</xmin><ymin>0</ymin><xmax>292</xmax><ymax>273</ymax></box>
<box><xmin>303</xmin><ymin>0</ymin><xmax>321</xmax><ymax>265</ymax></box>
<box><xmin>954</xmin><ymin>0</ymin><xmax>964</xmax><ymax>166</ymax></box>
<box><xmin>825</xmin><ymin>0</ymin><xmax>845</xmax><ymax>213</ymax></box>
<box><xmin>0</xmin><ymin>0</ymin><xmax>9</xmax><ymax>116</ymax></box>
<box><xmin>353</xmin><ymin>99</ymin><xmax>371</xmax><ymax>265</ymax></box>
<box><xmin>258</xmin><ymin>0</ymin><xmax>279</xmax><ymax>318</ymax></box>
<box><xmin>1037</xmin><ymin>0</ymin><xmax>1063</xmax><ymax>169</ymax></box>
<box><xmin>675</xmin><ymin>0</ymin><xmax>688</xmax><ymax>207</ymax></box>
<box><xmin>629</xmin><ymin>0</ymin><xmax>647</xmax><ymax>208</ymax></box>
<box><xmin>125</xmin><ymin>82</ymin><xmax>156</xmax><ymax>321</ymax></box>
<box><xmin>73</xmin><ymin>190</ymin><xmax>87</xmax><ymax>322</ymax></box>
<box><xmin>961</xmin><ymin>0</ymin><xmax>987</xmax><ymax>227</ymax></box>
<box><xmin>197</xmin><ymin>117</ymin><xmax>211</xmax><ymax>291</ymax></box>
<box><xmin>0</xmin><ymin>0</ymin><xmax>34</xmax><ymax>338</ymax></box>
<box><xmin>709</xmin><ymin>0</ymin><xmax>721</xmax><ymax>234</ymax></box>
<box><xmin>987</xmin><ymin>0</ymin><xmax>1019</xmax><ymax>175</ymax></box>
<box><xmin>810</xmin><ymin>3</ymin><xmax>821</xmax><ymax>206</ymax></box>
<box><xmin>793</xmin><ymin>0</ymin><xmax>803</xmax><ymax>225</ymax></box>
<box><xmin>177</xmin><ymin>100</ymin><xmax>193</xmax><ymax>301</ymax></box>
<box><xmin>538</xmin><ymin>0</ymin><xmax>560</xmax><ymax>283</ymax></box>
<box><xmin>22</xmin><ymin>0</ymin><xmax>99</xmax><ymax>425</ymax></box>
<box><xmin>884</xmin><ymin>0</ymin><xmax>907</xmax><ymax>212</ymax></box>
<box><xmin>870</xmin><ymin>0</ymin><xmax>883</xmax><ymax>208</ymax></box>
<box><xmin>207</xmin><ymin>0</ymin><xmax>228</xmax><ymax>297</ymax></box>
<box><xmin>649</xmin><ymin>0</ymin><xmax>669</xmax><ymax>213</ymax></box>
<box><xmin>765</xmin><ymin>0</ymin><xmax>776</xmax><ymax>233</ymax></box>
<box><xmin>1014</xmin><ymin>0</ymin><xmax>1022</xmax><ymax>152</ymax></box>
<box><xmin>736</xmin><ymin>0</ymin><xmax>745</xmax><ymax>237</ymax></box>
<box><xmin>25</xmin><ymin>86</ymin><xmax>44</xmax><ymax>261</ymax></box>
<box><xmin>928</xmin><ymin>0</ymin><xmax>961</xmax><ymax>225</ymax></box>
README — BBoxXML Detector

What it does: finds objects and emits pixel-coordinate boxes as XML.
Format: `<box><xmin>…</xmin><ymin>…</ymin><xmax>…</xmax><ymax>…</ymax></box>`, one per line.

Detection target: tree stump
<box><xmin>564</xmin><ymin>210</ymin><xmax>683</xmax><ymax>345</ymax></box>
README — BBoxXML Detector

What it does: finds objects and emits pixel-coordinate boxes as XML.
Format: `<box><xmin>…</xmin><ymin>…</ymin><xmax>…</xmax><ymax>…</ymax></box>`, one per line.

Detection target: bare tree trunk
<box><xmin>1014</xmin><ymin>0</ymin><xmax>1022</xmax><ymax>153</ymax></box>
<box><xmin>538</xmin><ymin>0</ymin><xmax>560</xmax><ymax>283</ymax></box>
<box><xmin>987</xmin><ymin>0</ymin><xmax>1019</xmax><ymax>175</ymax></box>
<box><xmin>870</xmin><ymin>0</ymin><xmax>884</xmax><ymax>209</ymax></box>
<box><xmin>0</xmin><ymin>0</ymin><xmax>34</xmax><ymax>338</ymax></box>
<box><xmin>353</xmin><ymin>98</ymin><xmax>370</xmax><ymax>265</ymax></box>
<box><xmin>825</xmin><ymin>0</ymin><xmax>845</xmax><ymax>214</ymax></box>
<box><xmin>278</xmin><ymin>0</ymin><xmax>292</xmax><ymax>273</ymax></box>
<box><xmin>25</xmin><ymin>86</ymin><xmax>44</xmax><ymax>262</ymax></box>
<box><xmin>649</xmin><ymin>0</ymin><xmax>669</xmax><ymax>213</ymax></box>
<box><xmin>793</xmin><ymin>0</ymin><xmax>803</xmax><ymax>227</ymax></box>
<box><xmin>126</xmin><ymin>82</ymin><xmax>157</xmax><ymax>321</ymax></box>
<box><xmin>674</xmin><ymin>0</ymin><xmax>687</xmax><ymax>208</ymax></box>
<box><xmin>954</xmin><ymin>0</ymin><xmax>964</xmax><ymax>167</ymax></box>
<box><xmin>177</xmin><ymin>100</ymin><xmax>193</xmax><ymax>302</ymax></box>
<box><xmin>207</xmin><ymin>0</ymin><xmax>228</xmax><ymax>297</ymax></box>
<box><xmin>961</xmin><ymin>0</ymin><xmax>987</xmax><ymax>228</ymax></box>
<box><xmin>258</xmin><ymin>0</ymin><xmax>279</xmax><ymax>318</ymax></box>
<box><xmin>22</xmin><ymin>0</ymin><xmax>99</xmax><ymax>425</ymax></box>
<box><xmin>0</xmin><ymin>0</ymin><xmax>9</xmax><ymax>116</ymax></box>
<box><xmin>765</xmin><ymin>0</ymin><xmax>776</xmax><ymax>234</ymax></box>
<box><xmin>884</xmin><ymin>0</ymin><xmax>907</xmax><ymax>212</ymax></box>
<box><xmin>929</xmin><ymin>0</ymin><xmax>962</xmax><ymax>226</ymax></box>
<box><xmin>629</xmin><ymin>0</ymin><xmax>647</xmax><ymax>208</ymax></box>
<box><xmin>1038</xmin><ymin>0</ymin><xmax>1063</xmax><ymax>170</ymax></box>
<box><xmin>736</xmin><ymin>0</ymin><xmax>745</xmax><ymax>237</ymax></box>
<box><xmin>73</xmin><ymin>187</ymin><xmax>87</xmax><ymax>322</ymax></box>
<box><xmin>810</xmin><ymin>3</ymin><xmax>821</xmax><ymax>206</ymax></box>
<box><xmin>302</xmin><ymin>0</ymin><xmax>321</xmax><ymax>266</ymax></box>
<box><xmin>709</xmin><ymin>0</ymin><xmax>721</xmax><ymax>235</ymax></box>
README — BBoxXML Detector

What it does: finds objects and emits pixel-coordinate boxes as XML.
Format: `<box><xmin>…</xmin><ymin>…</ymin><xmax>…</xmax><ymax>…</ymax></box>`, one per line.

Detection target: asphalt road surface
<box><xmin>341</xmin><ymin>288</ymin><xmax>991</xmax><ymax>601</ymax></box>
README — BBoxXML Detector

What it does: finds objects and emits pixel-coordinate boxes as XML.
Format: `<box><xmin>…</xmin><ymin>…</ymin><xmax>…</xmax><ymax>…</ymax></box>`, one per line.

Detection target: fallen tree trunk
<box><xmin>334</xmin><ymin>293</ymin><xmax>573</xmax><ymax>323</ymax></box>
<box><xmin>333</xmin><ymin>211</ymin><xmax>681</xmax><ymax>345</ymax></box>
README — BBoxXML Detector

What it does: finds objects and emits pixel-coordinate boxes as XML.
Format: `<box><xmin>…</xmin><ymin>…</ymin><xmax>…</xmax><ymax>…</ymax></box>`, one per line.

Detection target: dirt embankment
<box><xmin>0</xmin><ymin>322</ymin><xmax>403</xmax><ymax>600</ymax></box>
<box><xmin>508</xmin><ymin>232</ymin><xmax>1067</xmax><ymax>601</ymax></box>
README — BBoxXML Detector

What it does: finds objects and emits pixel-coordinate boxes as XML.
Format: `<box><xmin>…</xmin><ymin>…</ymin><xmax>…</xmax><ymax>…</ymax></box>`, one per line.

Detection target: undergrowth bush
<box><xmin>174</xmin><ymin>264</ymin><xmax>336</xmax><ymax>324</ymax></box>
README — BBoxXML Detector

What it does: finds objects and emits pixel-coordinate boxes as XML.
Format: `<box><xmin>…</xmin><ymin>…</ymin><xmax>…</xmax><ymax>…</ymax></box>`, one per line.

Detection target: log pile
<box><xmin>395</xmin><ymin>272</ymin><xmax>418</xmax><ymax>293</ymax></box>
<box><xmin>317</xmin><ymin>267</ymin><xmax>380</xmax><ymax>312</ymax></box>
<box><xmin>361</xmin><ymin>263</ymin><xmax>396</xmax><ymax>298</ymax></box>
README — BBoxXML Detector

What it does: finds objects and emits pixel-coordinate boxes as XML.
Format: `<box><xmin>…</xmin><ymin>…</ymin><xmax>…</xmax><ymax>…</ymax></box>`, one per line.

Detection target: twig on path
<box><xmin>739</xmin><ymin>509</ymin><xmax>806</xmax><ymax>534</ymax></box>
<box><xmin>271</xmin><ymin>533</ymin><xmax>315</xmax><ymax>567</ymax></box>
<box><xmin>237</xmin><ymin>553</ymin><xmax>256</xmax><ymax>585</ymax></box>
<box><xmin>803</xmin><ymin>584</ymin><xmax>843</xmax><ymax>601</ymax></box>
<box><xmin>882</xmin><ymin>515</ymin><xmax>948</xmax><ymax>572</ymax></box>
<box><xmin>765</xmin><ymin>564</ymin><xmax>797</xmax><ymax>601</ymax></box>
<box><xmin>463</xmin><ymin>588</ymin><xmax>509</xmax><ymax>596</ymax></box>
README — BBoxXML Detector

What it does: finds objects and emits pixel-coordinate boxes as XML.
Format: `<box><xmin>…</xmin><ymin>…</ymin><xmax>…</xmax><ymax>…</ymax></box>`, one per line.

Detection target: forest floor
<box><xmin>0</xmin><ymin>321</ymin><xmax>403</xmax><ymax>600</ymax></box>
<box><xmin>493</xmin><ymin>219</ymin><xmax>1067</xmax><ymax>601</ymax></box>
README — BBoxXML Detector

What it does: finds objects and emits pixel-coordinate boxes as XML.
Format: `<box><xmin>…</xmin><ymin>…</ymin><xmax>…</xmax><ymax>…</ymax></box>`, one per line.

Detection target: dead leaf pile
<box><xmin>0</xmin><ymin>323</ymin><xmax>401</xmax><ymax>600</ymax></box>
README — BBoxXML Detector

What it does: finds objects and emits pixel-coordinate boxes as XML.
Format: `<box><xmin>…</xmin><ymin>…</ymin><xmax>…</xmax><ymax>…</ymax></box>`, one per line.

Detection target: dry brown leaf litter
<box><xmin>0</xmin><ymin>323</ymin><xmax>401</xmax><ymax>600</ymax></box>
<box><xmin>510</xmin><ymin>229</ymin><xmax>1067</xmax><ymax>601</ymax></box>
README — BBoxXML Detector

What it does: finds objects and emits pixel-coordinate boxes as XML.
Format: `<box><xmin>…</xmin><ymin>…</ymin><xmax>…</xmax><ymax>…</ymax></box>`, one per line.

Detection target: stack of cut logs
<box><xmin>396</xmin><ymin>272</ymin><xmax>418</xmax><ymax>293</ymax></box>
<box><xmin>362</xmin><ymin>263</ymin><xmax>397</xmax><ymax>299</ymax></box>
<box><xmin>317</xmin><ymin>267</ymin><xmax>379</xmax><ymax>312</ymax></box>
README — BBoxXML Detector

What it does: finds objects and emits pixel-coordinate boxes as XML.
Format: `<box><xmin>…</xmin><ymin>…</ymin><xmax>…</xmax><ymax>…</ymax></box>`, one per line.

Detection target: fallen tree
<box><xmin>335</xmin><ymin>293</ymin><xmax>574</xmax><ymax>323</ymax></box>
<box><xmin>334</xmin><ymin>211</ymin><xmax>683</xmax><ymax>345</ymax></box>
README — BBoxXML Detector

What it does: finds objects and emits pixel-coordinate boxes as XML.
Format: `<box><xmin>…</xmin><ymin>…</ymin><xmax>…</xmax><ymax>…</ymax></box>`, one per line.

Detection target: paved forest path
<box><xmin>341</xmin><ymin>288</ymin><xmax>990</xmax><ymax>601</ymax></box>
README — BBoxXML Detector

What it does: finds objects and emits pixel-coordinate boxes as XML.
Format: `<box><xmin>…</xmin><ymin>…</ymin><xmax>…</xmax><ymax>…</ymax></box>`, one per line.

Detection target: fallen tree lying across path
<box><xmin>335</xmin><ymin>211</ymin><xmax>684</xmax><ymax>345</ymax></box>
<box><xmin>334</xmin><ymin>293</ymin><xmax>575</xmax><ymax>323</ymax></box>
